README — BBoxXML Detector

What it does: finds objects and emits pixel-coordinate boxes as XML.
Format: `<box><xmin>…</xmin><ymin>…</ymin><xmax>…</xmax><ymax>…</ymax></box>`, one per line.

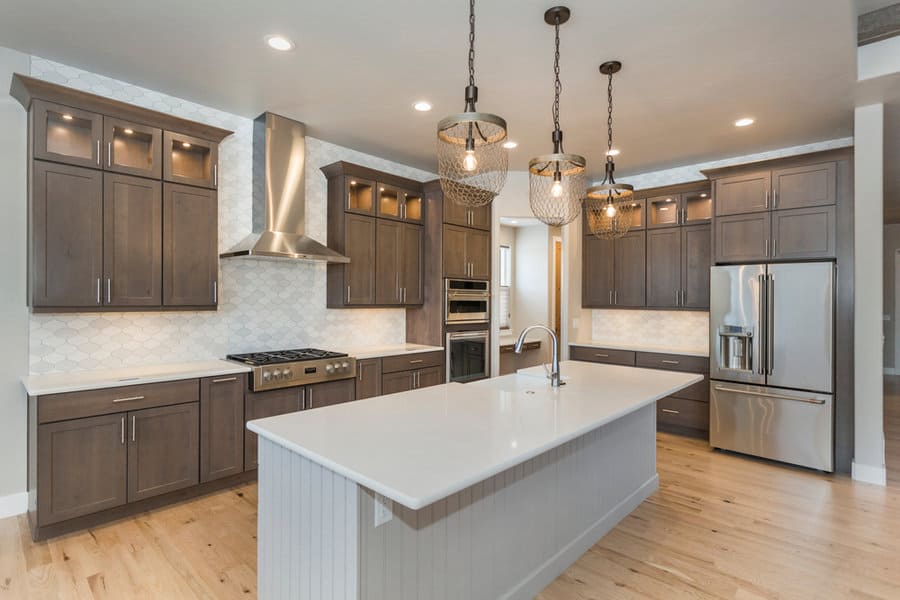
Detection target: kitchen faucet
<box><xmin>515</xmin><ymin>325</ymin><xmax>563</xmax><ymax>387</ymax></box>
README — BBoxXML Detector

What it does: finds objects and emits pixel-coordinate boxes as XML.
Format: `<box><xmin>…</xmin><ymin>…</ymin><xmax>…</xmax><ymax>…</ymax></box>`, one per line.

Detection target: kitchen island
<box><xmin>248</xmin><ymin>360</ymin><xmax>702</xmax><ymax>600</ymax></box>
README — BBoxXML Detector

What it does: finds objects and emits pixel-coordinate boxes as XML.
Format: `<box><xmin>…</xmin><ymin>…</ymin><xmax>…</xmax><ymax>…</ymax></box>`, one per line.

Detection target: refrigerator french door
<box><xmin>709</xmin><ymin>262</ymin><xmax>835</xmax><ymax>471</ymax></box>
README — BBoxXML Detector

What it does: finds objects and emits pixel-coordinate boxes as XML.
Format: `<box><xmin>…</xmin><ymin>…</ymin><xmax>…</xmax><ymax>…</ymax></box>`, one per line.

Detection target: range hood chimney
<box><xmin>220</xmin><ymin>113</ymin><xmax>350</xmax><ymax>263</ymax></box>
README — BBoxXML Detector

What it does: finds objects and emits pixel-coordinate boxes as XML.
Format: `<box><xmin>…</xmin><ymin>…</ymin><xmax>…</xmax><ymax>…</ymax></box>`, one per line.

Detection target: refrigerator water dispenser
<box><xmin>717</xmin><ymin>325</ymin><xmax>753</xmax><ymax>372</ymax></box>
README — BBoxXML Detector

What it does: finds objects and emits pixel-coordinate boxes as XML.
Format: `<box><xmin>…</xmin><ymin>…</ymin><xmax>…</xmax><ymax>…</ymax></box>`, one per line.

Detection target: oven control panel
<box><xmin>252</xmin><ymin>358</ymin><xmax>356</xmax><ymax>391</ymax></box>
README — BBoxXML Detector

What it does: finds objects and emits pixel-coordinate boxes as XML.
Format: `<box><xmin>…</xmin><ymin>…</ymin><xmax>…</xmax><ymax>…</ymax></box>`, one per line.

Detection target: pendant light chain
<box><xmin>468</xmin><ymin>0</ymin><xmax>476</xmax><ymax>89</ymax></box>
<box><xmin>606</xmin><ymin>70</ymin><xmax>614</xmax><ymax>164</ymax></box>
<box><xmin>552</xmin><ymin>18</ymin><xmax>562</xmax><ymax>138</ymax></box>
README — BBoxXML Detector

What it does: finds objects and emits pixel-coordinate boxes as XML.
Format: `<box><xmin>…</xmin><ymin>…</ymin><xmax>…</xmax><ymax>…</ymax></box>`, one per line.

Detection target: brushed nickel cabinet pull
<box><xmin>608</xmin><ymin>290</ymin><xmax>612</xmax><ymax>304</ymax></box>
<box><xmin>661</xmin><ymin>360</ymin><xmax>680</xmax><ymax>365</ymax></box>
<box><xmin>347</xmin><ymin>285</ymin><xmax>351</xmax><ymax>303</ymax></box>
<box><xmin>113</xmin><ymin>395</ymin><xmax>145</xmax><ymax>403</ymax></box>
<box><xmin>595</xmin><ymin>353</ymin><xmax>609</xmax><ymax>358</ymax></box>
<box><xmin>106</xmin><ymin>277</ymin><xmax>111</xmax><ymax>304</ymax></box>
<box><xmin>661</xmin><ymin>408</ymin><xmax>680</xmax><ymax>414</ymax></box>
<box><xmin>213</xmin><ymin>164</ymin><xmax>218</xmax><ymax>187</ymax></box>
<box><xmin>107</xmin><ymin>142</ymin><xmax>112</xmax><ymax>167</ymax></box>
<box><xmin>121</xmin><ymin>416</ymin><xmax>125</xmax><ymax>444</ymax></box>
<box><xmin>772</xmin><ymin>238</ymin><xmax>777</xmax><ymax>257</ymax></box>
<box><xmin>212</xmin><ymin>376</ymin><xmax>237</xmax><ymax>383</ymax></box>
<box><xmin>96</xmin><ymin>140</ymin><xmax>101</xmax><ymax>165</ymax></box>
<box><xmin>765</xmin><ymin>189</ymin><xmax>769</xmax><ymax>209</ymax></box>
<box><xmin>675</xmin><ymin>290</ymin><xmax>679</xmax><ymax>305</ymax></box>
<box><xmin>772</xmin><ymin>189</ymin><xmax>777</xmax><ymax>208</ymax></box>
<box><xmin>213</xmin><ymin>281</ymin><xmax>217</xmax><ymax>304</ymax></box>
<box><xmin>96</xmin><ymin>278</ymin><xmax>101</xmax><ymax>304</ymax></box>
<box><xmin>131</xmin><ymin>415</ymin><xmax>136</xmax><ymax>442</ymax></box>
<box><xmin>409</xmin><ymin>359</ymin><xmax>424</xmax><ymax>364</ymax></box>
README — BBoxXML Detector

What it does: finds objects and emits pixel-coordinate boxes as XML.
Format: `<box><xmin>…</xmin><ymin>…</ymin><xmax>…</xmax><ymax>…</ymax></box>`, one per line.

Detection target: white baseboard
<box><xmin>0</xmin><ymin>492</ymin><xmax>28</xmax><ymax>519</ymax></box>
<box><xmin>852</xmin><ymin>461</ymin><xmax>887</xmax><ymax>486</ymax></box>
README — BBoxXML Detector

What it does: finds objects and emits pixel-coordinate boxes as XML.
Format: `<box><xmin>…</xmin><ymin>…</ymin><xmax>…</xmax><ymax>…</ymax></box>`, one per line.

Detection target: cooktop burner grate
<box><xmin>227</xmin><ymin>348</ymin><xmax>347</xmax><ymax>366</ymax></box>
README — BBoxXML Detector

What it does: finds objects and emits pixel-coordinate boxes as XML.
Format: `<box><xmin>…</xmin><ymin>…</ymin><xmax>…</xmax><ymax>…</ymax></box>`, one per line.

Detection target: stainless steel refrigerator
<box><xmin>709</xmin><ymin>262</ymin><xmax>834</xmax><ymax>471</ymax></box>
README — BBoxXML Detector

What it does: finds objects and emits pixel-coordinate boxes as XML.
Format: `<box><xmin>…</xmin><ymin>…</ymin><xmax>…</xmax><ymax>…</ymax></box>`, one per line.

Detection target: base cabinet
<box><xmin>307</xmin><ymin>379</ymin><xmax>356</xmax><ymax>409</ymax></box>
<box><xmin>244</xmin><ymin>388</ymin><xmax>303</xmax><ymax>470</ymax></box>
<box><xmin>381</xmin><ymin>364</ymin><xmax>444</xmax><ymax>395</ymax></box>
<box><xmin>200</xmin><ymin>374</ymin><xmax>246</xmax><ymax>483</ymax></box>
<box><xmin>127</xmin><ymin>403</ymin><xmax>200</xmax><ymax>502</ymax></box>
<box><xmin>356</xmin><ymin>358</ymin><xmax>382</xmax><ymax>400</ymax></box>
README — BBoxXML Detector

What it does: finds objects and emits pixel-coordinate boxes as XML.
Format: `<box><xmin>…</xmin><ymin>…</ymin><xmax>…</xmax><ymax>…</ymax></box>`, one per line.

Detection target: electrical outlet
<box><xmin>572</xmin><ymin>317</ymin><xmax>580</xmax><ymax>329</ymax></box>
<box><xmin>374</xmin><ymin>493</ymin><xmax>393</xmax><ymax>527</ymax></box>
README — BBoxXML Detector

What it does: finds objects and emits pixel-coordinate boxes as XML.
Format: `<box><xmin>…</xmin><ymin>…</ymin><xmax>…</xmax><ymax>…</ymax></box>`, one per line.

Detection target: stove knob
<box><xmin>325</xmin><ymin>363</ymin><xmax>334</xmax><ymax>374</ymax></box>
<box><xmin>341</xmin><ymin>361</ymin><xmax>350</xmax><ymax>371</ymax></box>
<box><xmin>262</xmin><ymin>370</ymin><xmax>272</xmax><ymax>382</ymax></box>
<box><xmin>272</xmin><ymin>368</ymin><xmax>282</xmax><ymax>379</ymax></box>
<box><xmin>283</xmin><ymin>367</ymin><xmax>292</xmax><ymax>379</ymax></box>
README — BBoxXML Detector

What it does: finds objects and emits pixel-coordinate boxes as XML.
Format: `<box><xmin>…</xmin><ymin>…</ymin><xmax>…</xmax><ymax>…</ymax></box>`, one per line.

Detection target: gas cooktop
<box><xmin>227</xmin><ymin>348</ymin><xmax>348</xmax><ymax>366</ymax></box>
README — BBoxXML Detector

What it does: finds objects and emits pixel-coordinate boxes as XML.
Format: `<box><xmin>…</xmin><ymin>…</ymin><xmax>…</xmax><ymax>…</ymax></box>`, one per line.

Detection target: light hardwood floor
<box><xmin>3</xmin><ymin>433</ymin><xmax>900</xmax><ymax>599</ymax></box>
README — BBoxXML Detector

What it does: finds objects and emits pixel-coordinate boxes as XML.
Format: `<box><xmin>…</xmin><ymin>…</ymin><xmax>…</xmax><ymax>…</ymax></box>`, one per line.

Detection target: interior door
<box><xmin>766</xmin><ymin>262</ymin><xmax>834</xmax><ymax>393</ymax></box>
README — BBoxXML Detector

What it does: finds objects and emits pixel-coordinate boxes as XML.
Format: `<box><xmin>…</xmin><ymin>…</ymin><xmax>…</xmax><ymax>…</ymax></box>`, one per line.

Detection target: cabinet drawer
<box><xmin>38</xmin><ymin>379</ymin><xmax>200</xmax><ymax>424</ymax></box>
<box><xmin>382</xmin><ymin>351</ymin><xmax>444</xmax><ymax>374</ymax></box>
<box><xmin>657</xmin><ymin>397</ymin><xmax>709</xmax><ymax>431</ymax></box>
<box><xmin>636</xmin><ymin>352</ymin><xmax>708</xmax><ymax>373</ymax></box>
<box><xmin>671</xmin><ymin>377</ymin><xmax>710</xmax><ymax>403</ymax></box>
<box><xmin>569</xmin><ymin>346</ymin><xmax>636</xmax><ymax>366</ymax></box>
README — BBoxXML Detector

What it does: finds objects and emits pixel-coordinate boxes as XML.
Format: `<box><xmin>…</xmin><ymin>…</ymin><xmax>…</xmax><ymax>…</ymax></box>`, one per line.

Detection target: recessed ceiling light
<box><xmin>735</xmin><ymin>117</ymin><xmax>755</xmax><ymax>127</ymax></box>
<box><xmin>413</xmin><ymin>101</ymin><xmax>432</xmax><ymax>112</ymax></box>
<box><xmin>606</xmin><ymin>149</ymin><xmax>620</xmax><ymax>156</ymax></box>
<box><xmin>502</xmin><ymin>141</ymin><xmax>518</xmax><ymax>149</ymax></box>
<box><xmin>265</xmin><ymin>35</ymin><xmax>295</xmax><ymax>51</ymax></box>
<box><xmin>61</xmin><ymin>114</ymin><xmax>73</xmax><ymax>121</ymax></box>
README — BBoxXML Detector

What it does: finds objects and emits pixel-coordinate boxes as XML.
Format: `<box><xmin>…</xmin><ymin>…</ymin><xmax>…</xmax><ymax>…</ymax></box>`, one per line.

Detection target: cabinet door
<box><xmin>376</xmin><ymin>185</ymin><xmax>402</xmax><ymax>220</ymax></box>
<box><xmin>163</xmin><ymin>183</ymin><xmax>218</xmax><ymax>307</ymax></box>
<box><xmin>715</xmin><ymin>212</ymin><xmax>771</xmax><ymax>264</ymax></box>
<box><xmin>32</xmin><ymin>100</ymin><xmax>103</xmax><ymax>168</ymax></box>
<box><xmin>683</xmin><ymin>189</ymin><xmax>713</xmax><ymax>224</ymax></box>
<box><xmin>127</xmin><ymin>403</ymin><xmax>199</xmax><ymax>502</ymax></box>
<box><xmin>32</xmin><ymin>161</ymin><xmax>103</xmax><ymax>307</ymax></box>
<box><xmin>401</xmin><ymin>224</ymin><xmax>424</xmax><ymax>304</ymax></box>
<box><xmin>307</xmin><ymin>379</ymin><xmax>356</xmax><ymax>409</ymax></box>
<box><xmin>443</xmin><ymin>195</ymin><xmax>470</xmax><ymax>227</ymax></box>
<box><xmin>715</xmin><ymin>171</ymin><xmax>771</xmax><ymax>216</ymax></box>
<box><xmin>681</xmin><ymin>224</ymin><xmax>711</xmax><ymax>309</ymax></box>
<box><xmin>772</xmin><ymin>162</ymin><xmax>836</xmax><ymax>210</ymax></box>
<box><xmin>582</xmin><ymin>235</ymin><xmax>614</xmax><ymax>307</ymax></box>
<box><xmin>614</xmin><ymin>231</ymin><xmax>646</xmax><ymax>307</ymax></box>
<box><xmin>356</xmin><ymin>358</ymin><xmax>382</xmax><ymax>400</ymax></box>
<box><xmin>163</xmin><ymin>131</ymin><xmax>218</xmax><ymax>189</ymax></box>
<box><xmin>344</xmin><ymin>214</ymin><xmax>377</xmax><ymax>305</ymax></box>
<box><xmin>401</xmin><ymin>189</ymin><xmax>424</xmax><ymax>223</ymax></box>
<box><xmin>415</xmin><ymin>366</ymin><xmax>444</xmax><ymax>389</ymax></box>
<box><xmin>443</xmin><ymin>224</ymin><xmax>469</xmax><ymax>278</ymax></box>
<box><xmin>376</xmin><ymin>219</ymin><xmax>402</xmax><ymax>304</ymax></box>
<box><xmin>772</xmin><ymin>206</ymin><xmax>836</xmax><ymax>260</ymax></box>
<box><xmin>103</xmin><ymin>117</ymin><xmax>162</xmax><ymax>178</ymax></box>
<box><xmin>381</xmin><ymin>371</ymin><xmax>414</xmax><ymax>395</ymax></box>
<box><xmin>469</xmin><ymin>205</ymin><xmax>492</xmax><ymax>230</ymax></box>
<box><xmin>345</xmin><ymin>177</ymin><xmax>376</xmax><ymax>215</ymax></box>
<box><xmin>647</xmin><ymin>194</ymin><xmax>681</xmax><ymax>229</ymax></box>
<box><xmin>104</xmin><ymin>173</ymin><xmax>162</xmax><ymax>306</ymax></box>
<box><xmin>467</xmin><ymin>229</ymin><xmax>491</xmax><ymax>280</ymax></box>
<box><xmin>200</xmin><ymin>374</ymin><xmax>245</xmax><ymax>483</ymax></box>
<box><xmin>244</xmin><ymin>388</ymin><xmax>303</xmax><ymax>470</ymax></box>
<box><xmin>37</xmin><ymin>413</ymin><xmax>127</xmax><ymax>526</ymax></box>
<box><xmin>646</xmin><ymin>228</ymin><xmax>681</xmax><ymax>308</ymax></box>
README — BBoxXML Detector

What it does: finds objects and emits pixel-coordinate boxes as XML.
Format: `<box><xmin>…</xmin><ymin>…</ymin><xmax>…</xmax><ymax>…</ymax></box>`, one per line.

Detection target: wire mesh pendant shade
<box><xmin>437</xmin><ymin>112</ymin><xmax>509</xmax><ymax>207</ymax></box>
<box><xmin>528</xmin><ymin>153</ymin><xmax>586</xmax><ymax>226</ymax></box>
<box><xmin>585</xmin><ymin>192</ymin><xmax>637</xmax><ymax>239</ymax></box>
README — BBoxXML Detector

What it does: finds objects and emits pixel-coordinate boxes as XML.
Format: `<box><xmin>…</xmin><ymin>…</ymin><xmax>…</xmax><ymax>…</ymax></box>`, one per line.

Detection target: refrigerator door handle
<box><xmin>713</xmin><ymin>385</ymin><xmax>826</xmax><ymax>405</ymax></box>
<box><xmin>767</xmin><ymin>274</ymin><xmax>775</xmax><ymax>376</ymax></box>
<box><xmin>757</xmin><ymin>273</ymin><xmax>767</xmax><ymax>375</ymax></box>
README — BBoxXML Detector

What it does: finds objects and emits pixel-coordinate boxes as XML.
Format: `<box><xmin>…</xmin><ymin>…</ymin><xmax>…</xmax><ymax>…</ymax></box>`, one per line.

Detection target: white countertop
<box><xmin>570</xmin><ymin>340</ymin><xmax>709</xmax><ymax>358</ymax></box>
<box><xmin>345</xmin><ymin>343</ymin><xmax>444</xmax><ymax>360</ymax></box>
<box><xmin>248</xmin><ymin>360</ymin><xmax>701</xmax><ymax>510</ymax></box>
<box><xmin>21</xmin><ymin>360</ymin><xmax>251</xmax><ymax>396</ymax></box>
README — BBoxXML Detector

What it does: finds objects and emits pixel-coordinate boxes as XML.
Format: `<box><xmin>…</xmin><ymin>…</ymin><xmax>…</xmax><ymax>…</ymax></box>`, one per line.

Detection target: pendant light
<box><xmin>585</xmin><ymin>61</ymin><xmax>635</xmax><ymax>239</ymax></box>
<box><xmin>437</xmin><ymin>0</ymin><xmax>509</xmax><ymax>208</ymax></box>
<box><xmin>528</xmin><ymin>6</ymin><xmax>586</xmax><ymax>227</ymax></box>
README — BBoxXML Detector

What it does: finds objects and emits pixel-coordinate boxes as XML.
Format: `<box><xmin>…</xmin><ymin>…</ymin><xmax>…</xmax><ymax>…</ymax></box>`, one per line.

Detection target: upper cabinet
<box><xmin>647</xmin><ymin>186</ymin><xmax>712</xmax><ymax>228</ymax></box>
<box><xmin>163</xmin><ymin>131</ymin><xmax>218</xmax><ymax>189</ymax></box>
<box><xmin>322</xmin><ymin>161</ymin><xmax>426</xmax><ymax>308</ymax></box>
<box><xmin>704</xmin><ymin>151</ymin><xmax>847</xmax><ymax>264</ymax></box>
<box><xmin>443</xmin><ymin>196</ymin><xmax>491</xmax><ymax>231</ymax></box>
<box><xmin>12</xmin><ymin>74</ymin><xmax>232</xmax><ymax>312</ymax></box>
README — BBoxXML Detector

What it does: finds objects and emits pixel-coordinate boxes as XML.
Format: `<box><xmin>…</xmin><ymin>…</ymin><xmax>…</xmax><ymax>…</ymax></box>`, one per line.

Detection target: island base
<box><xmin>257</xmin><ymin>404</ymin><xmax>657</xmax><ymax>600</ymax></box>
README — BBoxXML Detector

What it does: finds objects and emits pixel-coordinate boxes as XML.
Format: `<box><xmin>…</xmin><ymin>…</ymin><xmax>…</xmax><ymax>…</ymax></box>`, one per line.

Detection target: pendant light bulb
<box><xmin>463</xmin><ymin>150</ymin><xmax>478</xmax><ymax>172</ymax></box>
<box><xmin>605</xmin><ymin>201</ymin><xmax>617</xmax><ymax>218</ymax></box>
<box><xmin>551</xmin><ymin>173</ymin><xmax>564</xmax><ymax>198</ymax></box>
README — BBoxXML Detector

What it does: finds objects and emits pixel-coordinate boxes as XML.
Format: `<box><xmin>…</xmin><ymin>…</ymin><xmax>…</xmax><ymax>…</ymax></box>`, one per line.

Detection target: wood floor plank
<box><xmin>3</xmin><ymin>435</ymin><xmax>900</xmax><ymax>599</ymax></box>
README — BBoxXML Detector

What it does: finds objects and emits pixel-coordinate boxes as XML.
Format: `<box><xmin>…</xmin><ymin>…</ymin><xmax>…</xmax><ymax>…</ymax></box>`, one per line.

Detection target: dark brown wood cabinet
<box><xmin>244</xmin><ymin>387</ymin><xmax>303</xmax><ymax>470</ymax></box>
<box><xmin>771</xmin><ymin>205</ymin><xmax>836</xmax><ymax>260</ymax></box>
<box><xmin>127</xmin><ymin>402</ymin><xmax>200</xmax><ymax>502</ymax></box>
<box><xmin>772</xmin><ymin>162</ymin><xmax>836</xmax><ymax>210</ymax></box>
<box><xmin>416</xmin><ymin>366</ymin><xmax>444</xmax><ymax>389</ymax></box>
<box><xmin>401</xmin><ymin>224</ymin><xmax>424</xmax><ymax>304</ymax></box>
<box><xmin>31</xmin><ymin>99</ymin><xmax>103</xmax><ymax>168</ymax></box>
<box><xmin>103</xmin><ymin>173</ymin><xmax>162</xmax><ymax>306</ymax></box>
<box><xmin>614</xmin><ymin>231</ymin><xmax>646</xmax><ymax>307</ymax></box>
<box><xmin>375</xmin><ymin>221</ymin><xmax>424</xmax><ymax>305</ymax></box>
<box><xmin>714</xmin><ymin>171</ymin><xmax>771</xmax><ymax>216</ymax></box>
<box><xmin>443</xmin><ymin>198</ymin><xmax>491</xmax><ymax>230</ymax></box>
<box><xmin>200</xmin><ymin>375</ymin><xmax>245</xmax><ymax>483</ymax></box>
<box><xmin>163</xmin><ymin>183</ymin><xmax>218</xmax><ymax>307</ymax></box>
<box><xmin>714</xmin><ymin>212</ymin><xmax>771</xmax><ymax>263</ymax></box>
<box><xmin>646</xmin><ymin>228</ymin><xmax>681</xmax><ymax>307</ymax></box>
<box><xmin>307</xmin><ymin>379</ymin><xmax>356</xmax><ymax>409</ymax></box>
<box><xmin>31</xmin><ymin>161</ymin><xmax>104</xmax><ymax>308</ymax></box>
<box><xmin>163</xmin><ymin>131</ymin><xmax>218</xmax><ymax>189</ymax></box>
<box><xmin>341</xmin><ymin>213</ymin><xmax>377</xmax><ymax>306</ymax></box>
<box><xmin>443</xmin><ymin>224</ymin><xmax>491</xmax><ymax>280</ymax></box>
<box><xmin>37</xmin><ymin>413</ymin><xmax>127</xmax><ymax>526</ymax></box>
<box><xmin>582</xmin><ymin>236</ymin><xmax>615</xmax><ymax>307</ymax></box>
<box><xmin>382</xmin><ymin>370</ymin><xmax>414</xmax><ymax>395</ymax></box>
<box><xmin>568</xmin><ymin>345</ymin><xmax>636</xmax><ymax>366</ymax></box>
<box><xmin>356</xmin><ymin>358</ymin><xmax>382</xmax><ymax>400</ymax></box>
<box><xmin>380</xmin><ymin>351</ymin><xmax>445</xmax><ymax>395</ymax></box>
<box><xmin>681</xmin><ymin>224</ymin><xmax>711</xmax><ymax>309</ymax></box>
<box><xmin>103</xmin><ymin>117</ymin><xmax>162</xmax><ymax>179</ymax></box>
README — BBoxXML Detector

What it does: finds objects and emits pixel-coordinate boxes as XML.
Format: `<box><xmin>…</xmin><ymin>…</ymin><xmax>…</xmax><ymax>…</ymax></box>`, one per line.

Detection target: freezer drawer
<box><xmin>710</xmin><ymin>381</ymin><xmax>833</xmax><ymax>472</ymax></box>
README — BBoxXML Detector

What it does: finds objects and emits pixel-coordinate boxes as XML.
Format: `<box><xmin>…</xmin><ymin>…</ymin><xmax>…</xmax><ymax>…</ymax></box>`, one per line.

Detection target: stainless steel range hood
<box><xmin>220</xmin><ymin>112</ymin><xmax>349</xmax><ymax>263</ymax></box>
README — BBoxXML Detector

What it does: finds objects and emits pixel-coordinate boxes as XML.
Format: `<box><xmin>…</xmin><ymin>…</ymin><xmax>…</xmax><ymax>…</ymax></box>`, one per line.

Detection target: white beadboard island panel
<box><xmin>253</xmin><ymin>361</ymin><xmax>699</xmax><ymax>599</ymax></box>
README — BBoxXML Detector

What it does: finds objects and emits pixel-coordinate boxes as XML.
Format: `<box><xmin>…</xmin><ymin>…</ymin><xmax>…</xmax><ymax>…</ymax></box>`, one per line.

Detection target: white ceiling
<box><xmin>499</xmin><ymin>217</ymin><xmax>545</xmax><ymax>228</ymax></box>
<box><xmin>0</xmin><ymin>0</ymin><xmax>859</xmax><ymax>179</ymax></box>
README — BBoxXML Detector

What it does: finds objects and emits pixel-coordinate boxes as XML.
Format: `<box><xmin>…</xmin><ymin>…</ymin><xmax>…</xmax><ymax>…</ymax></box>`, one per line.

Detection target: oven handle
<box><xmin>447</xmin><ymin>291</ymin><xmax>491</xmax><ymax>299</ymax></box>
<box><xmin>449</xmin><ymin>331</ymin><xmax>489</xmax><ymax>340</ymax></box>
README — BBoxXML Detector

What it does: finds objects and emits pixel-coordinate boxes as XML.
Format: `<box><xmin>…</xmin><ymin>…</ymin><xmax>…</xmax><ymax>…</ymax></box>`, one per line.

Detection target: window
<box><xmin>499</xmin><ymin>245</ymin><xmax>511</xmax><ymax>329</ymax></box>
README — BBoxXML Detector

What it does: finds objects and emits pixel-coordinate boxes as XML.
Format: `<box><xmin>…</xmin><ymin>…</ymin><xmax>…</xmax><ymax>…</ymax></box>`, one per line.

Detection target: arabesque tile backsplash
<box><xmin>27</xmin><ymin>57</ymin><xmax>434</xmax><ymax>374</ymax></box>
<box><xmin>591</xmin><ymin>310</ymin><xmax>709</xmax><ymax>352</ymax></box>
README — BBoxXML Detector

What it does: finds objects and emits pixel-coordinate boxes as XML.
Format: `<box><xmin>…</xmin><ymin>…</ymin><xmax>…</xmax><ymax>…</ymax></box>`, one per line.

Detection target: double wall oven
<box><xmin>445</xmin><ymin>279</ymin><xmax>490</xmax><ymax>383</ymax></box>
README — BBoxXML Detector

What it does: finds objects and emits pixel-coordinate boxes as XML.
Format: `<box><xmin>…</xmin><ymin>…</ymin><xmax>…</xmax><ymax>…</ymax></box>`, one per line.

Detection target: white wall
<box><xmin>0</xmin><ymin>48</ymin><xmax>29</xmax><ymax>515</ymax></box>
<box><xmin>854</xmin><ymin>103</ymin><xmax>886</xmax><ymax>485</ymax></box>
<box><xmin>498</xmin><ymin>225</ymin><xmax>516</xmax><ymax>332</ymax></box>
<box><xmin>514</xmin><ymin>225</ymin><xmax>551</xmax><ymax>331</ymax></box>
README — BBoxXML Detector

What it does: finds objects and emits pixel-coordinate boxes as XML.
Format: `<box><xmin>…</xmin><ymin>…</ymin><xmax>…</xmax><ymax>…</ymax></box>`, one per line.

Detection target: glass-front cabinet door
<box><xmin>401</xmin><ymin>189</ymin><xmax>423</xmax><ymax>223</ymax></box>
<box><xmin>376</xmin><ymin>185</ymin><xmax>402</xmax><ymax>220</ymax></box>
<box><xmin>345</xmin><ymin>177</ymin><xmax>375</xmax><ymax>215</ymax></box>
<box><xmin>32</xmin><ymin>100</ymin><xmax>103</xmax><ymax>169</ymax></box>
<box><xmin>648</xmin><ymin>194</ymin><xmax>681</xmax><ymax>228</ymax></box>
<box><xmin>163</xmin><ymin>131</ymin><xmax>218</xmax><ymax>189</ymax></box>
<box><xmin>682</xmin><ymin>188</ymin><xmax>713</xmax><ymax>224</ymax></box>
<box><xmin>103</xmin><ymin>117</ymin><xmax>162</xmax><ymax>178</ymax></box>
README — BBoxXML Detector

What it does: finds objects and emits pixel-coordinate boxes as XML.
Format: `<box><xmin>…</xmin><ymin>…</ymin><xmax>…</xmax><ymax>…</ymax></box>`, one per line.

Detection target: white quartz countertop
<box><xmin>248</xmin><ymin>360</ymin><xmax>701</xmax><ymax>510</ymax></box>
<box><xmin>21</xmin><ymin>360</ymin><xmax>251</xmax><ymax>396</ymax></box>
<box><xmin>344</xmin><ymin>343</ymin><xmax>444</xmax><ymax>360</ymax></box>
<box><xmin>570</xmin><ymin>340</ymin><xmax>709</xmax><ymax>358</ymax></box>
